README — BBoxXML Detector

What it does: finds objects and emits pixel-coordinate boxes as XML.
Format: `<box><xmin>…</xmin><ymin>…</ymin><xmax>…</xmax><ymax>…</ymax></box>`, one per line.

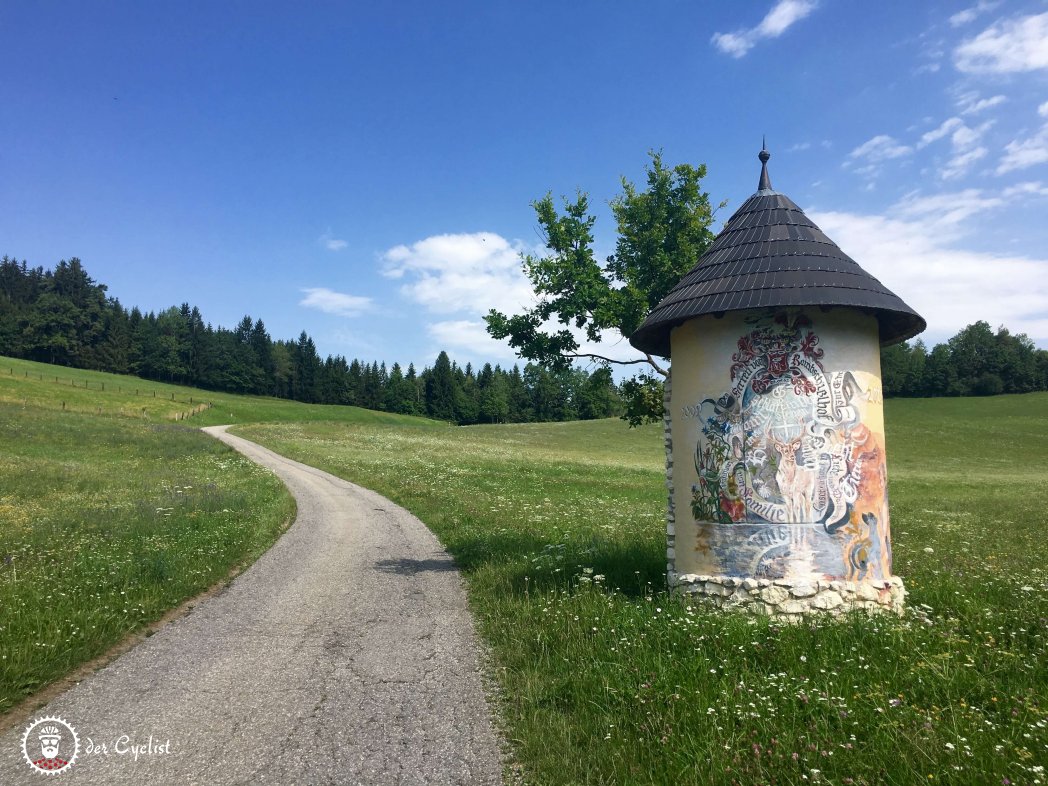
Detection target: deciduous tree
<box><xmin>485</xmin><ymin>151</ymin><xmax>721</xmax><ymax>424</ymax></box>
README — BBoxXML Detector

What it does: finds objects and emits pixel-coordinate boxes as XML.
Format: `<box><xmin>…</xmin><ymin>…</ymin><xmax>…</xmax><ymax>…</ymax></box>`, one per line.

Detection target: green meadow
<box><xmin>1</xmin><ymin>356</ymin><xmax>1045</xmax><ymax>784</ymax></box>
<box><xmin>239</xmin><ymin>394</ymin><xmax>1048</xmax><ymax>786</ymax></box>
<box><xmin>0</xmin><ymin>357</ymin><xmax>436</xmax><ymax>716</ymax></box>
<box><xmin>0</xmin><ymin>355</ymin><xmax>442</xmax><ymax>429</ymax></box>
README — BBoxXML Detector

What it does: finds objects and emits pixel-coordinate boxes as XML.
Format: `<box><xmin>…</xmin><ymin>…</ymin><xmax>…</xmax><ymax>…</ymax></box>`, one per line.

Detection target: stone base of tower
<box><xmin>670</xmin><ymin>573</ymin><xmax>906</xmax><ymax>618</ymax></box>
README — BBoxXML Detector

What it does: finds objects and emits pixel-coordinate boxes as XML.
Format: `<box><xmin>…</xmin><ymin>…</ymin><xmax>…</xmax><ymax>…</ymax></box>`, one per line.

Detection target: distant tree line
<box><xmin>880</xmin><ymin>321</ymin><xmax>1048</xmax><ymax>397</ymax></box>
<box><xmin>0</xmin><ymin>256</ymin><xmax>622</xmax><ymax>424</ymax></box>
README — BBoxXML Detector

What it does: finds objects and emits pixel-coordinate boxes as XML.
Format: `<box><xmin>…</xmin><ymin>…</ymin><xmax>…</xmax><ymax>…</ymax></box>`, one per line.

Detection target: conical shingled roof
<box><xmin>629</xmin><ymin>149</ymin><xmax>925</xmax><ymax>358</ymax></box>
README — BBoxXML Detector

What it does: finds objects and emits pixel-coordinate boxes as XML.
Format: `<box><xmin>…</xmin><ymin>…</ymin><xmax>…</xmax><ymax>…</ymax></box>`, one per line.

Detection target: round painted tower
<box><xmin>630</xmin><ymin>148</ymin><xmax>925</xmax><ymax>616</ymax></box>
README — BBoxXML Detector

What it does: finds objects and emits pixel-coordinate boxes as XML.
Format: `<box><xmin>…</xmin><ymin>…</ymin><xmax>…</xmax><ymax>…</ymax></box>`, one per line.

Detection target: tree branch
<box><xmin>564</xmin><ymin>352</ymin><xmax>669</xmax><ymax>377</ymax></box>
<box><xmin>644</xmin><ymin>353</ymin><xmax>668</xmax><ymax>376</ymax></box>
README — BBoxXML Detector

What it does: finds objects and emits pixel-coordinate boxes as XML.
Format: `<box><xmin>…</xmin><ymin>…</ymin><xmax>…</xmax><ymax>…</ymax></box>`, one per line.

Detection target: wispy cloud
<box><xmin>916</xmin><ymin>117</ymin><xmax>995</xmax><ymax>179</ymax></box>
<box><xmin>1001</xmin><ymin>181</ymin><xmax>1048</xmax><ymax>198</ymax></box>
<box><xmin>317</xmin><ymin>231</ymin><xmax>348</xmax><ymax>251</ymax></box>
<box><xmin>812</xmin><ymin>186</ymin><xmax>1048</xmax><ymax>343</ymax></box>
<box><xmin>943</xmin><ymin>147</ymin><xmax>989</xmax><ymax>180</ymax></box>
<box><xmin>849</xmin><ymin>135</ymin><xmax>913</xmax><ymax>161</ymax></box>
<box><xmin>845</xmin><ymin>135</ymin><xmax>912</xmax><ymax>176</ymax></box>
<box><xmin>997</xmin><ymin>126</ymin><xmax>1048</xmax><ymax>174</ymax></box>
<box><xmin>955</xmin><ymin>92</ymin><xmax>1006</xmax><ymax>115</ymax></box>
<box><xmin>891</xmin><ymin>188</ymin><xmax>1005</xmax><ymax>234</ymax></box>
<box><xmin>949</xmin><ymin>1</ymin><xmax>999</xmax><ymax>28</ymax></box>
<box><xmin>954</xmin><ymin>12</ymin><xmax>1048</xmax><ymax>73</ymax></box>
<box><xmin>299</xmin><ymin>288</ymin><xmax>374</xmax><ymax>317</ymax></box>
<box><xmin>918</xmin><ymin>118</ymin><xmax>963</xmax><ymax>148</ymax></box>
<box><xmin>711</xmin><ymin>0</ymin><xmax>817</xmax><ymax>58</ymax></box>
<box><xmin>993</xmin><ymin>101</ymin><xmax>1048</xmax><ymax>174</ymax></box>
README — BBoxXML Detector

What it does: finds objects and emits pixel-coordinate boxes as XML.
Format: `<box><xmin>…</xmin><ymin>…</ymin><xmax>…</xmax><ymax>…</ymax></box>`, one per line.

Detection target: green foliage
<box><xmin>881</xmin><ymin>320</ymin><xmax>1048</xmax><ymax>397</ymax></box>
<box><xmin>619</xmin><ymin>372</ymin><xmax>664</xmax><ymax>427</ymax></box>
<box><xmin>241</xmin><ymin>392</ymin><xmax>1048</xmax><ymax>786</ymax></box>
<box><xmin>608</xmin><ymin>155</ymin><xmax>719</xmax><ymax>334</ymax></box>
<box><xmin>485</xmin><ymin>152</ymin><xmax>719</xmax><ymax>426</ymax></box>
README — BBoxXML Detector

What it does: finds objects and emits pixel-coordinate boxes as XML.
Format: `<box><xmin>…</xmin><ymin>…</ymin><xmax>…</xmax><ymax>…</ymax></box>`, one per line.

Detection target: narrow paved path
<box><xmin>1</xmin><ymin>426</ymin><xmax>502</xmax><ymax>784</ymax></box>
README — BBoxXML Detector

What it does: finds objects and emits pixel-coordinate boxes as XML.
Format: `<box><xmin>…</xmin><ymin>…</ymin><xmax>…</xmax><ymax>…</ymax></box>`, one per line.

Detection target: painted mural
<box><xmin>688</xmin><ymin>312</ymin><xmax>891</xmax><ymax>581</ymax></box>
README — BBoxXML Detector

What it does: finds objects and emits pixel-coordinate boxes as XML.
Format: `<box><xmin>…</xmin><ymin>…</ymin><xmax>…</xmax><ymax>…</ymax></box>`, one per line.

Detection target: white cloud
<box><xmin>318</xmin><ymin>231</ymin><xmax>348</xmax><ymax>251</ymax></box>
<box><xmin>847</xmin><ymin>135</ymin><xmax>913</xmax><ymax>165</ymax></box>
<box><xmin>918</xmin><ymin>118</ymin><xmax>963</xmax><ymax>148</ymax></box>
<box><xmin>1001</xmin><ymin>181</ymin><xmax>1048</xmax><ymax>198</ymax></box>
<box><xmin>299</xmin><ymin>288</ymin><xmax>374</xmax><ymax>317</ymax></box>
<box><xmin>942</xmin><ymin>146</ymin><xmax>988</xmax><ymax>180</ymax></box>
<box><xmin>427</xmin><ymin>320</ymin><xmax>519</xmax><ymax>361</ymax></box>
<box><xmin>997</xmin><ymin>125</ymin><xmax>1048</xmax><ymax>174</ymax></box>
<box><xmin>918</xmin><ymin>117</ymin><xmax>993</xmax><ymax>150</ymax></box>
<box><xmin>949</xmin><ymin>1</ymin><xmax>999</xmax><ymax>28</ymax></box>
<box><xmin>956</xmin><ymin>92</ymin><xmax>1006</xmax><ymax>115</ymax></box>
<box><xmin>850</xmin><ymin>135</ymin><xmax>913</xmax><ymax>161</ymax></box>
<box><xmin>891</xmin><ymin>188</ymin><xmax>1004</xmax><ymax>234</ymax></box>
<box><xmin>812</xmin><ymin>203</ymin><xmax>1048</xmax><ymax>344</ymax></box>
<box><xmin>711</xmin><ymin>0</ymin><xmax>817</xmax><ymax>58</ymax></box>
<box><xmin>915</xmin><ymin>117</ymin><xmax>994</xmax><ymax>179</ymax></box>
<box><xmin>381</xmin><ymin>231</ymin><xmax>536</xmax><ymax>317</ymax></box>
<box><xmin>954</xmin><ymin>12</ymin><xmax>1048</xmax><ymax>73</ymax></box>
<box><xmin>1039</xmin><ymin>101</ymin><xmax>1048</xmax><ymax>118</ymax></box>
<box><xmin>952</xmin><ymin>119</ymin><xmax>994</xmax><ymax>149</ymax></box>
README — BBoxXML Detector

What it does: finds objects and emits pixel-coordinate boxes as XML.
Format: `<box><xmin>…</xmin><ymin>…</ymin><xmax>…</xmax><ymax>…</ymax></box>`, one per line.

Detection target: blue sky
<box><xmin>4</xmin><ymin>1</ymin><xmax>1047</xmax><ymax>371</ymax></box>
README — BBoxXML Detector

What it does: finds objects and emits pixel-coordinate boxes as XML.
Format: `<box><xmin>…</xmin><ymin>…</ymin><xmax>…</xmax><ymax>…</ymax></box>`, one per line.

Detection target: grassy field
<box><xmin>238</xmin><ymin>393</ymin><xmax>1048</xmax><ymax>786</ymax></box>
<box><xmin>0</xmin><ymin>355</ymin><xmax>442</xmax><ymax>429</ymax></box>
<box><xmin>0</xmin><ymin>405</ymin><xmax>296</xmax><ymax>713</ymax></box>
<box><xmin>0</xmin><ymin>357</ymin><xmax>439</xmax><ymax>716</ymax></box>
<box><xmin>1</xmin><ymin>356</ymin><xmax>1045</xmax><ymax>783</ymax></box>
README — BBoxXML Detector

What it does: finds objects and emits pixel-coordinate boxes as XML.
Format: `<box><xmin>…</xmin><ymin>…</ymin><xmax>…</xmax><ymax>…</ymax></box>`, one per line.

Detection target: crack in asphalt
<box><xmin>0</xmin><ymin>426</ymin><xmax>503</xmax><ymax>785</ymax></box>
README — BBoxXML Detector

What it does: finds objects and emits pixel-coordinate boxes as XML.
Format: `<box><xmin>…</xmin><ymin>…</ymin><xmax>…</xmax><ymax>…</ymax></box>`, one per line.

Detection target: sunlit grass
<box><xmin>0</xmin><ymin>403</ymin><xmax>295</xmax><ymax>712</ymax></box>
<box><xmin>240</xmin><ymin>393</ymin><xmax>1048</xmax><ymax>785</ymax></box>
<box><xmin>0</xmin><ymin>355</ymin><xmax>444</xmax><ymax>428</ymax></box>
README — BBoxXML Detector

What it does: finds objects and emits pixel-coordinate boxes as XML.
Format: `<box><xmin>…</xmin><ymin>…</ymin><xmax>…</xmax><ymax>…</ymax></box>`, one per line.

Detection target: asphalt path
<box><xmin>1</xmin><ymin>425</ymin><xmax>503</xmax><ymax>784</ymax></box>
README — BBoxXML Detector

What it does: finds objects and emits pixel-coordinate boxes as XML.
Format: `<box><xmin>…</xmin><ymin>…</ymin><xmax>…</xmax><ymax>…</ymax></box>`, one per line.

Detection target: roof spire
<box><xmin>758</xmin><ymin>139</ymin><xmax>772</xmax><ymax>191</ymax></box>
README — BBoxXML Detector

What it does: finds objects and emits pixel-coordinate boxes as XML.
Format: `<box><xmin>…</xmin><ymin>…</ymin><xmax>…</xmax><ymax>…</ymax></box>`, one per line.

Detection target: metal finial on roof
<box><xmin>758</xmin><ymin>141</ymin><xmax>772</xmax><ymax>191</ymax></box>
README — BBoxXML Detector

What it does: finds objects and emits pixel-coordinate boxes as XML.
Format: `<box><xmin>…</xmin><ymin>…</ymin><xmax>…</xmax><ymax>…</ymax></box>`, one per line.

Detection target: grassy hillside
<box><xmin>0</xmin><ymin>404</ymin><xmax>295</xmax><ymax>713</ymax></box>
<box><xmin>0</xmin><ymin>356</ymin><xmax>442</xmax><ymax>717</ymax></box>
<box><xmin>0</xmin><ymin>355</ymin><xmax>444</xmax><ymax>428</ymax></box>
<box><xmin>240</xmin><ymin>393</ymin><xmax>1048</xmax><ymax>786</ymax></box>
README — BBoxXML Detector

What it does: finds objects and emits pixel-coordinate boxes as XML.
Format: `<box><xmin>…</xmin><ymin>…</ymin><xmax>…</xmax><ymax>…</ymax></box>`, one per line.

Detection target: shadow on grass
<box><xmin>440</xmin><ymin>526</ymin><xmax>667</xmax><ymax>599</ymax></box>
